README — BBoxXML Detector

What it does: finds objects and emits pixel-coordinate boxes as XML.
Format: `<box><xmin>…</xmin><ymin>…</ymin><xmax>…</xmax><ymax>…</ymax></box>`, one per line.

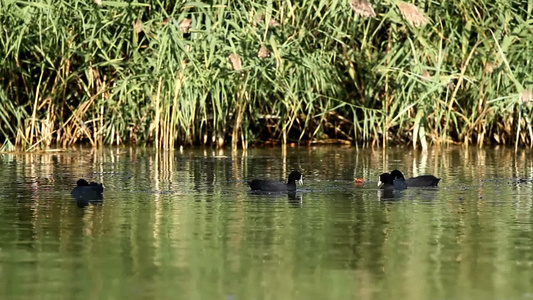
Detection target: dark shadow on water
<box><xmin>71</xmin><ymin>194</ymin><xmax>104</xmax><ymax>208</ymax></box>
<box><xmin>377</xmin><ymin>187</ymin><xmax>441</xmax><ymax>203</ymax></box>
<box><xmin>377</xmin><ymin>189</ymin><xmax>404</xmax><ymax>202</ymax></box>
<box><xmin>248</xmin><ymin>190</ymin><xmax>304</xmax><ymax>207</ymax></box>
<box><xmin>287</xmin><ymin>192</ymin><xmax>303</xmax><ymax>207</ymax></box>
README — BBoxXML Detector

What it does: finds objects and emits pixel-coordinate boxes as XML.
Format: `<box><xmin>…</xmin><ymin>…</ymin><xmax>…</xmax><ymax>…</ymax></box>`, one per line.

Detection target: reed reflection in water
<box><xmin>0</xmin><ymin>146</ymin><xmax>531</xmax><ymax>300</ymax></box>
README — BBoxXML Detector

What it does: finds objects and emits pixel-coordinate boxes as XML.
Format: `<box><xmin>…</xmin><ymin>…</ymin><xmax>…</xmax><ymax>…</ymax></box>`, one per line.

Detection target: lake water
<box><xmin>0</xmin><ymin>146</ymin><xmax>532</xmax><ymax>300</ymax></box>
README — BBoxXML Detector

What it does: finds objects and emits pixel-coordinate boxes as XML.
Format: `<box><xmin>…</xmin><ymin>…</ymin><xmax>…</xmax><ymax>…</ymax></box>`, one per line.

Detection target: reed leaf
<box><xmin>0</xmin><ymin>0</ymin><xmax>531</xmax><ymax>151</ymax></box>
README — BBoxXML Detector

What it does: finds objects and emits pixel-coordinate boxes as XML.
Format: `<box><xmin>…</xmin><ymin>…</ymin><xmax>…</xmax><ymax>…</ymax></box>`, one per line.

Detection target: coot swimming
<box><xmin>390</xmin><ymin>170</ymin><xmax>440</xmax><ymax>187</ymax></box>
<box><xmin>247</xmin><ymin>171</ymin><xmax>303</xmax><ymax>192</ymax></box>
<box><xmin>71</xmin><ymin>179</ymin><xmax>104</xmax><ymax>201</ymax></box>
<box><xmin>378</xmin><ymin>172</ymin><xmax>407</xmax><ymax>190</ymax></box>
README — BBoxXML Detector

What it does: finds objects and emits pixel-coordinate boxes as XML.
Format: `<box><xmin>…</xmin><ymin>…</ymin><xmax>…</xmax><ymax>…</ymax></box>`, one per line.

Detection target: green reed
<box><xmin>0</xmin><ymin>0</ymin><xmax>531</xmax><ymax>152</ymax></box>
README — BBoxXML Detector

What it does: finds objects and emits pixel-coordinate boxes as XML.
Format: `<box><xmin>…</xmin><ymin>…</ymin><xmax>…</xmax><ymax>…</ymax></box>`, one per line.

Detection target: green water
<box><xmin>0</xmin><ymin>146</ymin><xmax>532</xmax><ymax>300</ymax></box>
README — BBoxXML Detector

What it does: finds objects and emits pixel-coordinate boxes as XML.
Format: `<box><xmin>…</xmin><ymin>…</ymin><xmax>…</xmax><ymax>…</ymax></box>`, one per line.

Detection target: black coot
<box><xmin>390</xmin><ymin>169</ymin><xmax>440</xmax><ymax>187</ymax></box>
<box><xmin>378</xmin><ymin>172</ymin><xmax>406</xmax><ymax>190</ymax></box>
<box><xmin>389</xmin><ymin>170</ymin><xmax>408</xmax><ymax>189</ymax></box>
<box><xmin>71</xmin><ymin>179</ymin><xmax>104</xmax><ymax>201</ymax></box>
<box><xmin>248</xmin><ymin>171</ymin><xmax>303</xmax><ymax>192</ymax></box>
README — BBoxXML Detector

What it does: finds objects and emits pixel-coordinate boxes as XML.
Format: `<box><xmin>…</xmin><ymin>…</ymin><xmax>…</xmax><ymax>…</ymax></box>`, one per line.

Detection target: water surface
<box><xmin>0</xmin><ymin>146</ymin><xmax>532</xmax><ymax>300</ymax></box>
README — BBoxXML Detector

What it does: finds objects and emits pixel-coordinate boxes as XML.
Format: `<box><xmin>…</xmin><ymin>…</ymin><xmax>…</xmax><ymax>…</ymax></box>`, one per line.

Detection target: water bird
<box><xmin>390</xmin><ymin>169</ymin><xmax>440</xmax><ymax>187</ymax></box>
<box><xmin>71</xmin><ymin>179</ymin><xmax>104</xmax><ymax>202</ymax></box>
<box><xmin>247</xmin><ymin>171</ymin><xmax>303</xmax><ymax>192</ymax></box>
<box><xmin>378</xmin><ymin>172</ymin><xmax>406</xmax><ymax>190</ymax></box>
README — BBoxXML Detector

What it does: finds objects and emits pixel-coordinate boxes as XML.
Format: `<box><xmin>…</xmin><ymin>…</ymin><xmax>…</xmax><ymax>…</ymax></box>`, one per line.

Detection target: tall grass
<box><xmin>0</xmin><ymin>0</ymin><xmax>531</xmax><ymax>151</ymax></box>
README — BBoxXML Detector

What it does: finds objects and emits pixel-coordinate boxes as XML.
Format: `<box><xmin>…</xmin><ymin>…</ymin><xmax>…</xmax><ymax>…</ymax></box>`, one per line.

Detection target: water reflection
<box><xmin>0</xmin><ymin>146</ymin><xmax>532</xmax><ymax>300</ymax></box>
<box><xmin>377</xmin><ymin>189</ymin><xmax>404</xmax><ymax>201</ymax></box>
<box><xmin>247</xmin><ymin>190</ymin><xmax>304</xmax><ymax>207</ymax></box>
<box><xmin>287</xmin><ymin>192</ymin><xmax>303</xmax><ymax>206</ymax></box>
<box><xmin>72</xmin><ymin>194</ymin><xmax>104</xmax><ymax>208</ymax></box>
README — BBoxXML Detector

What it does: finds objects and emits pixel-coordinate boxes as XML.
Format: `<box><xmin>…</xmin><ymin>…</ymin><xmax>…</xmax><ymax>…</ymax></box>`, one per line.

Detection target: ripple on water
<box><xmin>0</xmin><ymin>147</ymin><xmax>532</xmax><ymax>299</ymax></box>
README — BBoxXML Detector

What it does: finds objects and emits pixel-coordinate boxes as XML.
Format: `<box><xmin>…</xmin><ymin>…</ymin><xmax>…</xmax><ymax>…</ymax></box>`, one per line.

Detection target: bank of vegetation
<box><xmin>0</xmin><ymin>0</ymin><xmax>532</xmax><ymax>151</ymax></box>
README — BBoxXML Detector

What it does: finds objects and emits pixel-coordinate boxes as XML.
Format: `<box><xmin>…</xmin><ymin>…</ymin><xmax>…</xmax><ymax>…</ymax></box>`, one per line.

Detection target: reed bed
<box><xmin>0</xmin><ymin>0</ymin><xmax>532</xmax><ymax>151</ymax></box>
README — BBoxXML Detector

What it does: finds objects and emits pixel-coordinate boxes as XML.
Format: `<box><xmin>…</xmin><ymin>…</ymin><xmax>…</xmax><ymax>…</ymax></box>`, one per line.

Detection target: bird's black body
<box><xmin>247</xmin><ymin>171</ymin><xmax>303</xmax><ymax>192</ymax></box>
<box><xmin>71</xmin><ymin>179</ymin><xmax>104</xmax><ymax>202</ymax></box>
<box><xmin>390</xmin><ymin>170</ymin><xmax>440</xmax><ymax>187</ymax></box>
<box><xmin>378</xmin><ymin>172</ymin><xmax>407</xmax><ymax>190</ymax></box>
